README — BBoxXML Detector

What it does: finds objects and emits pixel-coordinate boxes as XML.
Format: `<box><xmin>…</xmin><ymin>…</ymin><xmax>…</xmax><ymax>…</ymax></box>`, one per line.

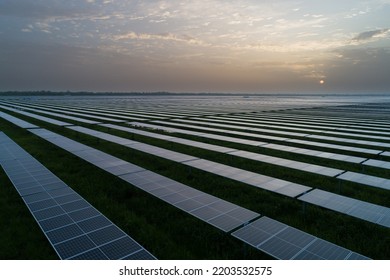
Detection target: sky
<box><xmin>0</xmin><ymin>0</ymin><xmax>390</xmax><ymax>93</ymax></box>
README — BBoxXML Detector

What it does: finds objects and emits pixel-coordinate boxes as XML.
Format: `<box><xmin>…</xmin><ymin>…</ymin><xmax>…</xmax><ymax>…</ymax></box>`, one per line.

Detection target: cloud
<box><xmin>324</xmin><ymin>47</ymin><xmax>390</xmax><ymax>91</ymax></box>
<box><xmin>112</xmin><ymin>31</ymin><xmax>206</xmax><ymax>46</ymax></box>
<box><xmin>352</xmin><ymin>28</ymin><xmax>390</xmax><ymax>41</ymax></box>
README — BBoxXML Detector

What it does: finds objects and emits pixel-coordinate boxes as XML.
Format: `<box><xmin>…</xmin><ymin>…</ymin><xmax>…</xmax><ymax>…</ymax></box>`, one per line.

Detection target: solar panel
<box><xmin>122</xmin><ymin>249</ymin><xmax>156</xmax><ymax>260</ymax></box>
<box><xmin>61</xmin><ymin>199</ymin><xmax>91</xmax><ymax>212</ymax></box>
<box><xmin>87</xmin><ymin>225</ymin><xmax>126</xmax><ymax>246</ymax></box>
<box><xmin>67</xmin><ymin>207</ymin><xmax>101</xmax><ymax>222</ymax></box>
<box><xmin>232</xmin><ymin>216</ymin><xmax>370</xmax><ymax>260</ymax></box>
<box><xmin>22</xmin><ymin>192</ymin><xmax>52</xmax><ymax>204</ymax></box>
<box><xmin>39</xmin><ymin>214</ymin><xmax>74</xmax><ymax>231</ymax></box>
<box><xmin>208</xmin><ymin>214</ymin><xmax>244</xmax><ymax>232</ymax></box>
<box><xmin>68</xmin><ymin>248</ymin><xmax>109</xmax><ymax>260</ymax></box>
<box><xmin>76</xmin><ymin>215</ymin><xmax>112</xmax><ymax>233</ymax></box>
<box><xmin>46</xmin><ymin>224</ymin><xmax>85</xmax><ymax>244</ymax></box>
<box><xmin>54</xmin><ymin>235</ymin><xmax>97</xmax><ymax>259</ymax></box>
<box><xmin>54</xmin><ymin>193</ymin><xmax>83</xmax><ymax>204</ymax></box>
<box><xmin>99</xmin><ymin>236</ymin><xmax>142</xmax><ymax>259</ymax></box>
<box><xmin>175</xmin><ymin>199</ymin><xmax>204</xmax><ymax>212</ymax></box>
<box><xmin>27</xmin><ymin>199</ymin><xmax>58</xmax><ymax>212</ymax></box>
<box><xmin>33</xmin><ymin>206</ymin><xmax>66</xmax><ymax>221</ymax></box>
<box><xmin>191</xmin><ymin>206</ymin><xmax>223</xmax><ymax>221</ymax></box>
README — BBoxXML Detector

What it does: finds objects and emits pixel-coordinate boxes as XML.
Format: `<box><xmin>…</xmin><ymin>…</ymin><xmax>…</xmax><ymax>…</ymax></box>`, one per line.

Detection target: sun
<box><xmin>319</xmin><ymin>80</ymin><xmax>325</xmax><ymax>85</ymax></box>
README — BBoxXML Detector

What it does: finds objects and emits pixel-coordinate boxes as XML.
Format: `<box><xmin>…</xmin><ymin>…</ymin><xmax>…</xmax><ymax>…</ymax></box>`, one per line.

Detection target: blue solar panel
<box><xmin>68</xmin><ymin>248</ymin><xmax>109</xmax><ymax>260</ymax></box>
<box><xmin>0</xmin><ymin>132</ymin><xmax>155</xmax><ymax>260</ymax></box>
<box><xmin>232</xmin><ymin>216</ymin><xmax>370</xmax><ymax>260</ymax></box>
<box><xmin>54</xmin><ymin>235</ymin><xmax>96</xmax><ymax>259</ymax></box>
<box><xmin>99</xmin><ymin>236</ymin><xmax>142</xmax><ymax>260</ymax></box>
<box><xmin>46</xmin><ymin>224</ymin><xmax>84</xmax><ymax>245</ymax></box>
<box><xmin>87</xmin><ymin>225</ymin><xmax>126</xmax><ymax>246</ymax></box>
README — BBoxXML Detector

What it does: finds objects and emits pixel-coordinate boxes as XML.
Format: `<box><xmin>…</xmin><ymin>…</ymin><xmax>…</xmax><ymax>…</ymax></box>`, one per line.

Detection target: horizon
<box><xmin>1</xmin><ymin>1</ymin><xmax>390</xmax><ymax>93</ymax></box>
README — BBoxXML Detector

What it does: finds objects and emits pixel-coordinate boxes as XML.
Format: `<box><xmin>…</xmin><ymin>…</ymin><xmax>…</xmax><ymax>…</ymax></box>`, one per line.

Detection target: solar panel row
<box><xmin>0</xmin><ymin>103</ymin><xmax>99</xmax><ymax>125</ymax></box>
<box><xmin>12</xmin><ymin>101</ymin><xmax>149</xmax><ymax>122</ymax></box>
<box><xmin>338</xmin><ymin>171</ymin><xmax>390</xmax><ymax>191</ymax></box>
<box><xmin>308</xmin><ymin>134</ymin><xmax>390</xmax><ymax>149</ymax></box>
<box><xmin>0</xmin><ymin>110</ymin><xmax>39</xmax><ymax>129</ymax></box>
<box><xmin>299</xmin><ymin>189</ymin><xmax>390</xmax><ymax>228</ymax></box>
<box><xmin>231</xmin><ymin>216</ymin><xmax>369</xmax><ymax>260</ymax></box>
<box><xmin>0</xmin><ymin>105</ymin><xmax>72</xmax><ymax>126</ymax></box>
<box><xmin>0</xmin><ymin>102</ymin><xmax>125</xmax><ymax>123</ymax></box>
<box><xmin>0</xmin><ymin>132</ymin><xmax>155</xmax><ymax>260</ymax></box>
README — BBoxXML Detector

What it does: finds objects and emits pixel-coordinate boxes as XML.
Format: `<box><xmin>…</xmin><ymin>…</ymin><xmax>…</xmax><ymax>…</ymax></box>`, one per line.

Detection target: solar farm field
<box><xmin>1</xmin><ymin>93</ymin><xmax>390</xmax><ymax>260</ymax></box>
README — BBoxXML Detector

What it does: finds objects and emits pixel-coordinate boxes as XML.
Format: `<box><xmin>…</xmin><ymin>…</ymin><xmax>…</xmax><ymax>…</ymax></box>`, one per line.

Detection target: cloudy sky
<box><xmin>0</xmin><ymin>0</ymin><xmax>389</xmax><ymax>93</ymax></box>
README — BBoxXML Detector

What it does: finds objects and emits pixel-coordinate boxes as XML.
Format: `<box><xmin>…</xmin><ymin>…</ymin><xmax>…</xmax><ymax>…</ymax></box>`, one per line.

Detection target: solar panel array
<box><xmin>67</xmin><ymin>125</ymin><xmax>314</xmax><ymax>198</ymax></box>
<box><xmin>1</xmin><ymin>124</ymin><xmax>370</xmax><ymax>259</ymax></box>
<box><xmin>101</xmin><ymin>123</ymin><xmax>343</xmax><ymax>176</ymax></box>
<box><xmin>2</xmin><ymin>105</ymin><xmax>390</xmax><ymax>228</ymax></box>
<box><xmin>27</xmin><ymin>128</ymin><xmax>261</xmax><ymax>233</ymax></box>
<box><xmin>1</xmin><ymin>94</ymin><xmax>390</xmax><ymax>259</ymax></box>
<box><xmin>0</xmin><ymin>132</ymin><xmax>155</xmax><ymax>260</ymax></box>
<box><xmin>20</xmin><ymin>125</ymin><xmax>374</xmax><ymax>258</ymax></box>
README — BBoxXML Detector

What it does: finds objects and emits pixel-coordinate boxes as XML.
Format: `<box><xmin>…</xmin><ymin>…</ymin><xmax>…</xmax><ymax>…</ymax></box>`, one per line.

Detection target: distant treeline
<box><xmin>0</xmin><ymin>91</ymin><xmax>303</xmax><ymax>97</ymax></box>
<box><xmin>0</xmin><ymin>91</ymin><xmax>177</xmax><ymax>96</ymax></box>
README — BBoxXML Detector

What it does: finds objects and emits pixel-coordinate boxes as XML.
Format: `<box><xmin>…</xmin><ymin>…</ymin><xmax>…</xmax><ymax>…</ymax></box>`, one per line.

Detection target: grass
<box><xmin>0</xmin><ymin>102</ymin><xmax>390</xmax><ymax>260</ymax></box>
